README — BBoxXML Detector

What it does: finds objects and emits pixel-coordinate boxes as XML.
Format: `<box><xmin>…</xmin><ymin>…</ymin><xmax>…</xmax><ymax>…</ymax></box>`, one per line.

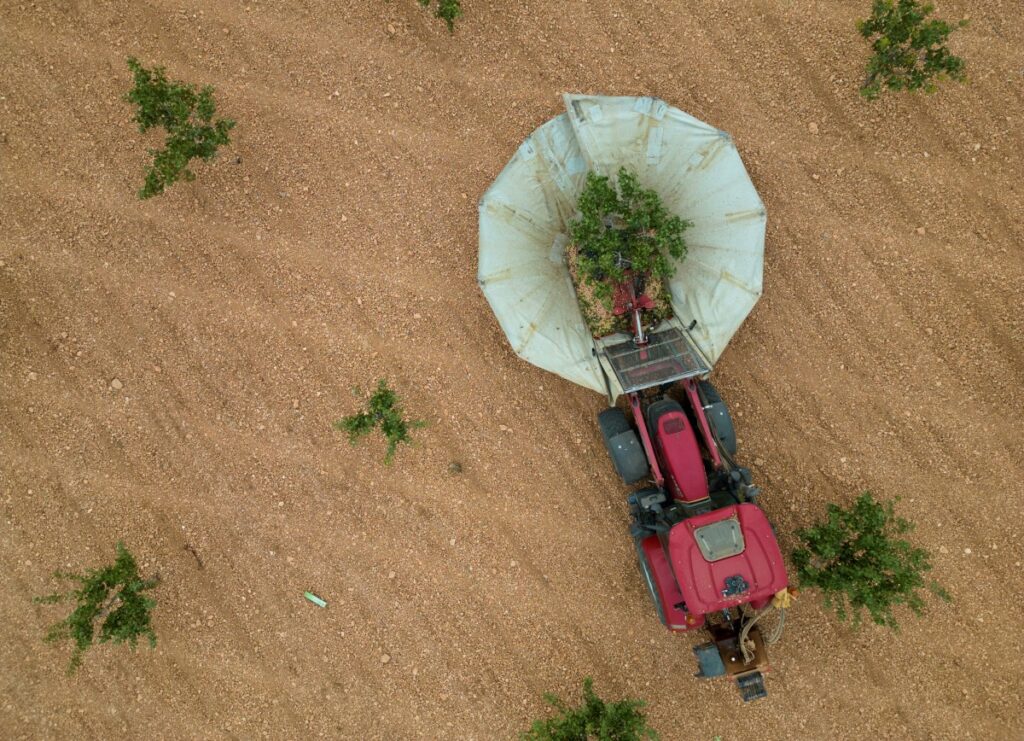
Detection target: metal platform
<box><xmin>601</xmin><ymin>326</ymin><xmax>710</xmax><ymax>394</ymax></box>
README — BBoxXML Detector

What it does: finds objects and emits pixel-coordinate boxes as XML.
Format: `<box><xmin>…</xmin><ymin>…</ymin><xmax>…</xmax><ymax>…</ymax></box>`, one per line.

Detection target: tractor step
<box><xmin>736</xmin><ymin>671</ymin><xmax>768</xmax><ymax>702</ymax></box>
<box><xmin>693</xmin><ymin>642</ymin><xmax>726</xmax><ymax>678</ymax></box>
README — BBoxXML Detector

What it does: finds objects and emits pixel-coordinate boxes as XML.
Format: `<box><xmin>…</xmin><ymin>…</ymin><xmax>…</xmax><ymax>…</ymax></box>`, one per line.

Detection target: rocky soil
<box><xmin>1</xmin><ymin>1</ymin><xmax>1022</xmax><ymax>738</ymax></box>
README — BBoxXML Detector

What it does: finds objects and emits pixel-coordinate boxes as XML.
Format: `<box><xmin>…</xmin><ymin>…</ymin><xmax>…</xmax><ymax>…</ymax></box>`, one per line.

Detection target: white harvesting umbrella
<box><xmin>478</xmin><ymin>94</ymin><xmax>766</xmax><ymax>398</ymax></box>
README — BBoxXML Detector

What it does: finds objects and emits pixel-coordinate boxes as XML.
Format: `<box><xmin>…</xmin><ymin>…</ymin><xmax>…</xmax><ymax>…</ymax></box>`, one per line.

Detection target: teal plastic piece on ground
<box><xmin>304</xmin><ymin>591</ymin><xmax>327</xmax><ymax>608</ymax></box>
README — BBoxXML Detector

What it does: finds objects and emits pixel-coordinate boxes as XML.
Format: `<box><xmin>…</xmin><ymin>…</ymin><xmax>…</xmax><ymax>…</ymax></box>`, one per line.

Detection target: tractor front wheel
<box><xmin>698</xmin><ymin>380</ymin><xmax>738</xmax><ymax>457</ymax></box>
<box><xmin>598</xmin><ymin>407</ymin><xmax>650</xmax><ymax>484</ymax></box>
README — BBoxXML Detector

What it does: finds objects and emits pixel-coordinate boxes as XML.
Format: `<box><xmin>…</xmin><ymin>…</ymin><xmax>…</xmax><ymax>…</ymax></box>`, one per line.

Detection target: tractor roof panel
<box><xmin>669</xmin><ymin>504</ymin><xmax>787</xmax><ymax>615</ymax></box>
<box><xmin>693</xmin><ymin>518</ymin><xmax>745</xmax><ymax>561</ymax></box>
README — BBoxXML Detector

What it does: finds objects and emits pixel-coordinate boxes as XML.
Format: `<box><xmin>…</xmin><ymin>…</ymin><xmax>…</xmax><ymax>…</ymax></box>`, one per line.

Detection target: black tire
<box><xmin>698</xmin><ymin>379</ymin><xmax>722</xmax><ymax>405</ymax></box>
<box><xmin>698</xmin><ymin>380</ymin><xmax>738</xmax><ymax>457</ymax></box>
<box><xmin>598</xmin><ymin>408</ymin><xmax>650</xmax><ymax>484</ymax></box>
<box><xmin>636</xmin><ymin>540</ymin><xmax>667</xmax><ymax>626</ymax></box>
<box><xmin>598</xmin><ymin>406</ymin><xmax>631</xmax><ymax>439</ymax></box>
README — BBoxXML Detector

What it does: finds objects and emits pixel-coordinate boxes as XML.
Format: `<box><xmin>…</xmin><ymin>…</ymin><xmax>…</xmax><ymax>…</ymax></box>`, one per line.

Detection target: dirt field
<box><xmin>2</xmin><ymin>1</ymin><xmax>1022</xmax><ymax>738</ymax></box>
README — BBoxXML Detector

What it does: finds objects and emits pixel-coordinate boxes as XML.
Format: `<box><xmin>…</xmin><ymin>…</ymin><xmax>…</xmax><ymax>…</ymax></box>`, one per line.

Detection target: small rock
<box><xmin>27</xmin><ymin>371</ymin><xmax>37</xmax><ymax>381</ymax></box>
<box><xmin>448</xmin><ymin>461</ymin><xmax>463</xmax><ymax>475</ymax></box>
<box><xmin>110</xmin><ymin>378</ymin><xmax>123</xmax><ymax>390</ymax></box>
<box><xmin>915</xmin><ymin>226</ymin><xmax>926</xmax><ymax>235</ymax></box>
<box><xmin>413</xmin><ymin>313</ymin><xmax>422</xmax><ymax>319</ymax></box>
<box><xmin>753</xmin><ymin>457</ymin><xmax>765</xmax><ymax>466</ymax></box>
<box><xmin>808</xmin><ymin>122</ymin><xmax>819</xmax><ymax>135</ymax></box>
<box><xmin>939</xmin><ymin>546</ymin><xmax>949</xmax><ymax>554</ymax></box>
<box><xmin>388</xmin><ymin>571</ymin><xmax>396</xmax><ymax>579</ymax></box>
<box><xmin>386</xmin><ymin>23</ymin><xmax>396</xmax><ymax>34</ymax></box>
<box><xmin>449</xmin><ymin>538</ymin><xmax>456</xmax><ymax>546</ymax></box>
<box><xmin>341</xmin><ymin>215</ymin><xmax>348</xmax><ymax>222</ymax></box>
<box><xmin>380</xmin><ymin>654</ymin><xmax>391</xmax><ymax>665</ymax></box>
<box><xmin>964</xmin><ymin>548</ymin><xmax>972</xmax><ymax>555</ymax></box>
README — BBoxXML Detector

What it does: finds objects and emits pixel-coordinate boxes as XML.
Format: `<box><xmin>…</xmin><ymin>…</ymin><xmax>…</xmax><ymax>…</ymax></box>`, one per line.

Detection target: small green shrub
<box><xmin>793</xmin><ymin>492</ymin><xmax>950</xmax><ymax>629</ymax></box>
<box><xmin>521</xmin><ymin>677</ymin><xmax>659</xmax><ymax>741</ymax></box>
<box><xmin>124</xmin><ymin>58</ymin><xmax>235</xmax><ymax>199</ymax></box>
<box><xmin>568</xmin><ymin>167</ymin><xmax>690</xmax><ymax>335</ymax></box>
<box><xmin>334</xmin><ymin>379</ymin><xmax>426</xmax><ymax>465</ymax></box>
<box><xmin>34</xmin><ymin>542</ymin><xmax>158</xmax><ymax>673</ymax></box>
<box><xmin>858</xmin><ymin>0</ymin><xmax>967</xmax><ymax>100</ymax></box>
<box><xmin>419</xmin><ymin>0</ymin><xmax>462</xmax><ymax>32</ymax></box>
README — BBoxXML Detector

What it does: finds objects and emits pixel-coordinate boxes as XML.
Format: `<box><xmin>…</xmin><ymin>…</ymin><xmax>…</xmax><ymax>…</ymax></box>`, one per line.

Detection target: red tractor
<box><xmin>596</xmin><ymin>274</ymin><xmax>790</xmax><ymax>702</ymax></box>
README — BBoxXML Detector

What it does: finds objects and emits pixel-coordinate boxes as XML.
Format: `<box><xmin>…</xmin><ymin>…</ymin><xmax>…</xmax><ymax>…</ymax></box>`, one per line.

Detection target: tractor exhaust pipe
<box><xmin>632</xmin><ymin>307</ymin><xmax>647</xmax><ymax>345</ymax></box>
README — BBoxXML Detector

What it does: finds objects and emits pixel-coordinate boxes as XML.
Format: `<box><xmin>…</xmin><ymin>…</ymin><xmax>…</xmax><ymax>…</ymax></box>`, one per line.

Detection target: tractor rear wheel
<box><xmin>636</xmin><ymin>540</ymin><xmax>667</xmax><ymax>626</ymax></box>
<box><xmin>598</xmin><ymin>407</ymin><xmax>650</xmax><ymax>484</ymax></box>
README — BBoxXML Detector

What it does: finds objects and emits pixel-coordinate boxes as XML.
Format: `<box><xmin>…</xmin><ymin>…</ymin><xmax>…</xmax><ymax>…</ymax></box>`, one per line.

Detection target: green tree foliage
<box><xmin>569</xmin><ymin>168</ymin><xmax>691</xmax><ymax>311</ymax></box>
<box><xmin>521</xmin><ymin>677</ymin><xmax>659</xmax><ymax>741</ymax></box>
<box><xmin>793</xmin><ymin>492</ymin><xmax>950</xmax><ymax>629</ymax></box>
<box><xmin>124</xmin><ymin>58</ymin><xmax>235</xmax><ymax>199</ymax></box>
<box><xmin>418</xmin><ymin>0</ymin><xmax>462</xmax><ymax>32</ymax></box>
<box><xmin>34</xmin><ymin>542</ymin><xmax>158</xmax><ymax>673</ymax></box>
<box><xmin>858</xmin><ymin>0</ymin><xmax>967</xmax><ymax>100</ymax></box>
<box><xmin>334</xmin><ymin>379</ymin><xmax>426</xmax><ymax>465</ymax></box>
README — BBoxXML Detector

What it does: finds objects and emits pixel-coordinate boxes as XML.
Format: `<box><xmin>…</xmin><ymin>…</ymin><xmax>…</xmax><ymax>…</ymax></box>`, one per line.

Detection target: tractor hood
<box><xmin>668</xmin><ymin>503</ymin><xmax>786</xmax><ymax>615</ymax></box>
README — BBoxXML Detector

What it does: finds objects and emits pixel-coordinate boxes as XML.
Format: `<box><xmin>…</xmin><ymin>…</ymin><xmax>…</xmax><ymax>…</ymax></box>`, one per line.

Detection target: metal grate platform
<box><xmin>602</xmin><ymin>326</ymin><xmax>710</xmax><ymax>393</ymax></box>
<box><xmin>736</xmin><ymin>671</ymin><xmax>768</xmax><ymax>702</ymax></box>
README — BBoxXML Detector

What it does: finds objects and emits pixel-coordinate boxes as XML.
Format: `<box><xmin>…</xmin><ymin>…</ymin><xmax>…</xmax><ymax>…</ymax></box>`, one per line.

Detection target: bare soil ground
<box><xmin>2</xmin><ymin>1</ymin><xmax>1022</xmax><ymax>738</ymax></box>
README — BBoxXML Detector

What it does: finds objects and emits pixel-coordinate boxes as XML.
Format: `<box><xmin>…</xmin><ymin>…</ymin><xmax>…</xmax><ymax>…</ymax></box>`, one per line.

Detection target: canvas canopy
<box><xmin>478</xmin><ymin>94</ymin><xmax>766</xmax><ymax>398</ymax></box>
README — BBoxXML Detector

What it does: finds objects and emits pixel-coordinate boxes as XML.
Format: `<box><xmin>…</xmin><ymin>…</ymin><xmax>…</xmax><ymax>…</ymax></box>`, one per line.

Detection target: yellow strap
<box><xmin>772</xmin><ymin>588</ymin><xmax>794</xmax><ymax>609</ymax></box>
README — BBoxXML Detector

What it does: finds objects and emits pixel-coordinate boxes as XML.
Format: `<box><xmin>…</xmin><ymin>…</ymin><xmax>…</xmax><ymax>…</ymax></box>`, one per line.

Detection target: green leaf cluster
<box><xmin>124</xmin><ymin>58</ymin><xmax>236</xmax><ymax>199</ymax></box>
<box><xmin>857</xmin><ymin>0</ymin><xmax>967</xmax><ymax>100</ymax></box>
<box><xmin>569</xmin><ymin>168</ymin><xmax>691</xmax><ymax>310</ymax></box>
<box><xmin>792</xmin><ymin>492</ymin><xmax>950</xmax><ymax>630</ymax></box>
<box><xmin>418</xmin><ymin>0</ymin><xmax>462</xmax><ymax>32</ymax></box>
<box><xmin>34</xmin><ymin>542</ymin><xmax>158</xmax><ymax>673</ymax></box>
<box><xmin>521</xmin><ymin>677</ymin><xmax>659</xmax><ymax>741</ymax></box>
<box><xmin>334</xmin><ymin>379</ymin><xmax>426</xmax><ymax>465</ymax></box>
